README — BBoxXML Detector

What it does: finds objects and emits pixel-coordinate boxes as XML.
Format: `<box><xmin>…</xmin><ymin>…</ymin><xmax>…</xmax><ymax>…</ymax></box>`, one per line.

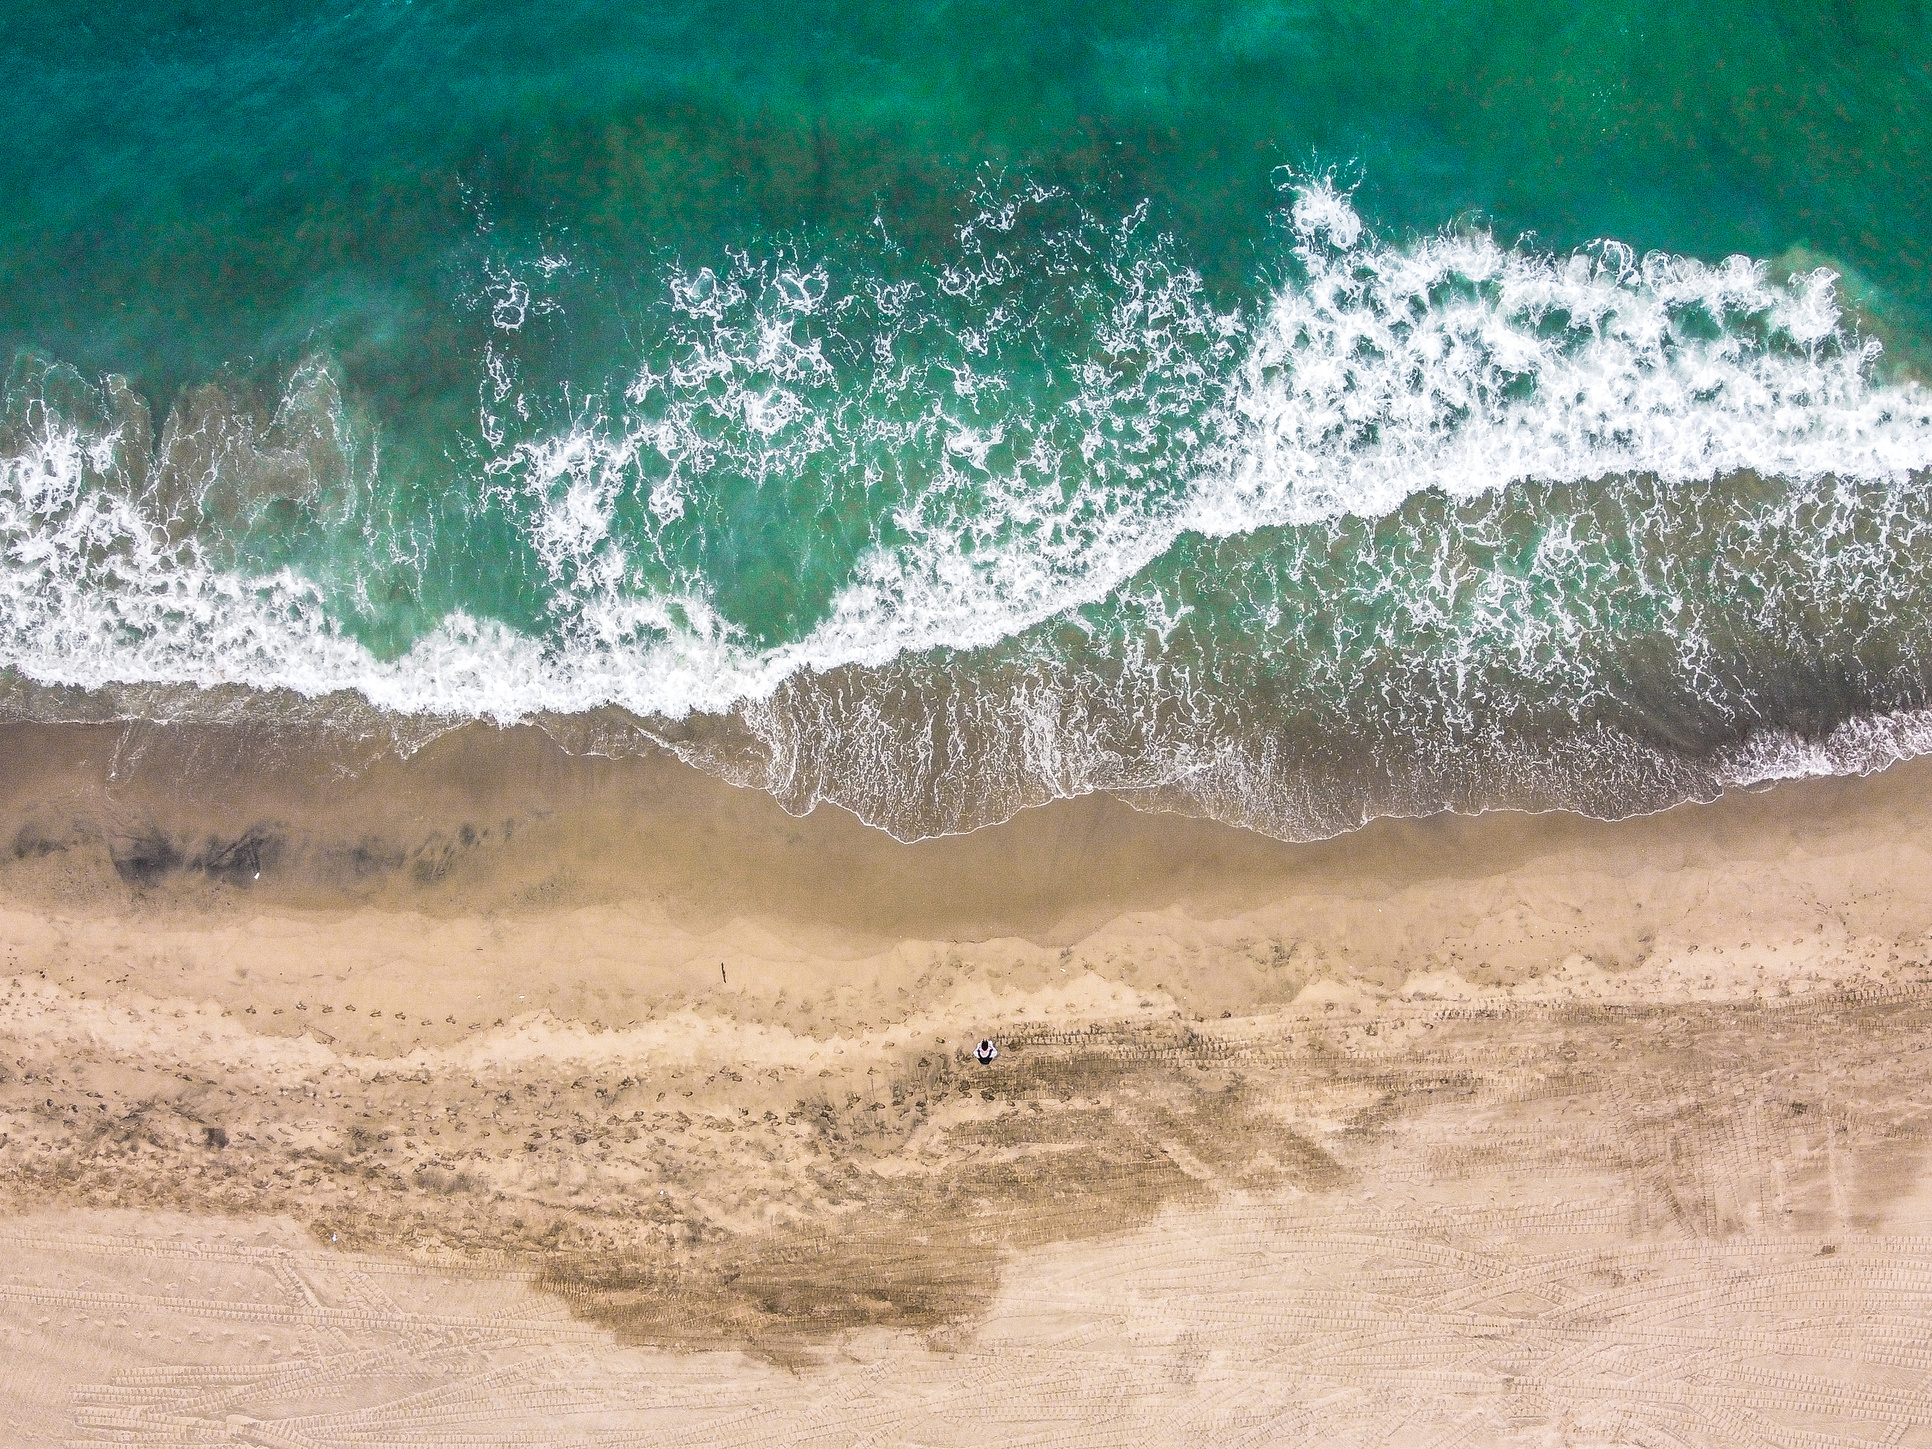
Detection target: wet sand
<box><xmin>8</xmin><ymin>718</ymin><xmax>1932</xmax><ymax>1444</ymax></box>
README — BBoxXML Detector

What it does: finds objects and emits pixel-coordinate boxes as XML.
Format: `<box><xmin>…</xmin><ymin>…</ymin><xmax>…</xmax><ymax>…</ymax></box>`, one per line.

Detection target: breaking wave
<box><xmin>4</xmin><ymin>179</ymin><xmax>1931</xmax><ymax>838</ymax></box>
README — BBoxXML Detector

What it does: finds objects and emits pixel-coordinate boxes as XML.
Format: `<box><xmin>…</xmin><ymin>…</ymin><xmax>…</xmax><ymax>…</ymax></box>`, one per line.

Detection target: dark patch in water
<box><xmin>108</xmin><ymin>826</ymin><xmax>181</xmax><ymax>885</ymax></box>
<box><xmin>190</xmin><ymin>825</ymin><xmax>281</xmax><ymax>885</ymax></box>
<box><xmin>108</xmin><ymin>823</ymin><xmax>282</xmax><ymax>886</ymax></box>
<box><xmin>11</xmin><ymin>821</ymin><xmax>65</xmax><ymax>858</ymax></box>
<box><xmin>329</xmin><ymin>835</ymin><xmax>407</xmax><ymax>882</ymax></box>
<box><xmin>410</xmin><ymin>823</ymin><xmax>490</xmax><ymax>884</ymax></box>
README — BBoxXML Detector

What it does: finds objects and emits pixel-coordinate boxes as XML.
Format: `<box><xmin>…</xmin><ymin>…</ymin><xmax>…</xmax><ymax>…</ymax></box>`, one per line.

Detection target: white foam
<box><xmin>2</xmin><ymin>181</ymin><xmax>1930</xmax><ymax>749</ymax></box>
<box><xmin>1716</xmin><ymin>705</ymin><xmax>1932</xmax><ymax>788</ymax></box>
<box><xmin>1198</xmin><ymin>183</ymin><xmax>1929</xmax><ymax>534</ymax></box>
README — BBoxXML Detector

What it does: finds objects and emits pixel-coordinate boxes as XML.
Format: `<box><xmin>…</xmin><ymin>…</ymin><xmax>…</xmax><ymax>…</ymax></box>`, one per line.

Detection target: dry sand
<box><xmin>6</xmin><ymin>718</ymin><xmax>1932</xmax><ymax>1445</ymax></box>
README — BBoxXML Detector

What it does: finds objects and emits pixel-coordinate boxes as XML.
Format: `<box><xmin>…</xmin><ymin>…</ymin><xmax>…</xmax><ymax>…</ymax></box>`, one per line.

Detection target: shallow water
<box><xmin>4</xmin><ymin>0</ymin><xmax>1932</xmax><ymax>838</ymax></box>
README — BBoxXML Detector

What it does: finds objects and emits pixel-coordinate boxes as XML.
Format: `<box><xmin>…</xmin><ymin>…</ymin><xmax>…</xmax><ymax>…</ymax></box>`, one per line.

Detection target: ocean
<box><xmin>4</xmin><ymin>0</ymin><xmax>1931</xmax><ymax>840</ymax></box>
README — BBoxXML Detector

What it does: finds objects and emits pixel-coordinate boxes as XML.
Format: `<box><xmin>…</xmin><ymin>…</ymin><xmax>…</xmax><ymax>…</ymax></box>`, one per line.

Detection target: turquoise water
<box><xmin>4</xmin><ymin>1</ymin><xmax>1932</xmax><ymax>837</ymax></box>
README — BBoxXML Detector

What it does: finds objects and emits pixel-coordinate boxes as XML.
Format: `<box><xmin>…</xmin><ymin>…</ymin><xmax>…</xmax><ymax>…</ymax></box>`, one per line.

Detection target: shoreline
<box><xmin>10</xmin><ymin>718</ymin><xmax>1932</xmax><ymax>1439</ymax></box>
<box><xmin>5</xmin><ymin>716</ymin><xmax>1932</xmax><ymax>1037</ymax></box>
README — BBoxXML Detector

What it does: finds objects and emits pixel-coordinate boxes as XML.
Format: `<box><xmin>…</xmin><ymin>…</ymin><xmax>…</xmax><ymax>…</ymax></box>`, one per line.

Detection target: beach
<box><xmin>9</xmin><ymin>1</ymin><xmax>1932</xmax><ymax>1441</ymax></box>
<box><xmin>7</xmin><ymin>722</ymin><xmax>1932</xmax><ymax>1441</ymax></box>
<box><xmin>11</xmin><ymin>715</ymin><xmax>1932</xmax><ymax>1042</ymax></box>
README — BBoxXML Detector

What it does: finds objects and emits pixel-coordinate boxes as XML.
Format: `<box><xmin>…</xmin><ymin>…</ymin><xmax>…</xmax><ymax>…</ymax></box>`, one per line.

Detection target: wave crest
<box><xmin>4</xmin><ymin>181</ymin><xmax>1932</xmax><ymax>839</ymax></box>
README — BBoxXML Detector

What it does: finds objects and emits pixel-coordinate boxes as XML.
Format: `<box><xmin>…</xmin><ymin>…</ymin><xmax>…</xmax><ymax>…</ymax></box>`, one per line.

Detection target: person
<box><xmin>975</xmin><ymin>1039</ymin><xmax>998</xmax><ymax>1065</ymax></box>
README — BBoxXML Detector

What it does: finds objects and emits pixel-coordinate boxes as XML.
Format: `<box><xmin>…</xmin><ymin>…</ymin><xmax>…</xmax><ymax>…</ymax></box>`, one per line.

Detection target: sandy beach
<box><xmin>12</xmin><ymin>0</ymin><xmax>1932</xmax><ymax>1440</ymax></box>
<box><xmin>1</xmin><ymin>718</ymin><xmax>1932</xmax><ymax>1443</ymax></box>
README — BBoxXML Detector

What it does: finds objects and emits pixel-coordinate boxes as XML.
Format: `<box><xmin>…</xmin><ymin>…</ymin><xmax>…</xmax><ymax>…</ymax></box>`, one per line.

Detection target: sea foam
<box><xmin>3</xmin><ymin>183</ymin><xmax>1931</xmax><ymax>836</ymax></box>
